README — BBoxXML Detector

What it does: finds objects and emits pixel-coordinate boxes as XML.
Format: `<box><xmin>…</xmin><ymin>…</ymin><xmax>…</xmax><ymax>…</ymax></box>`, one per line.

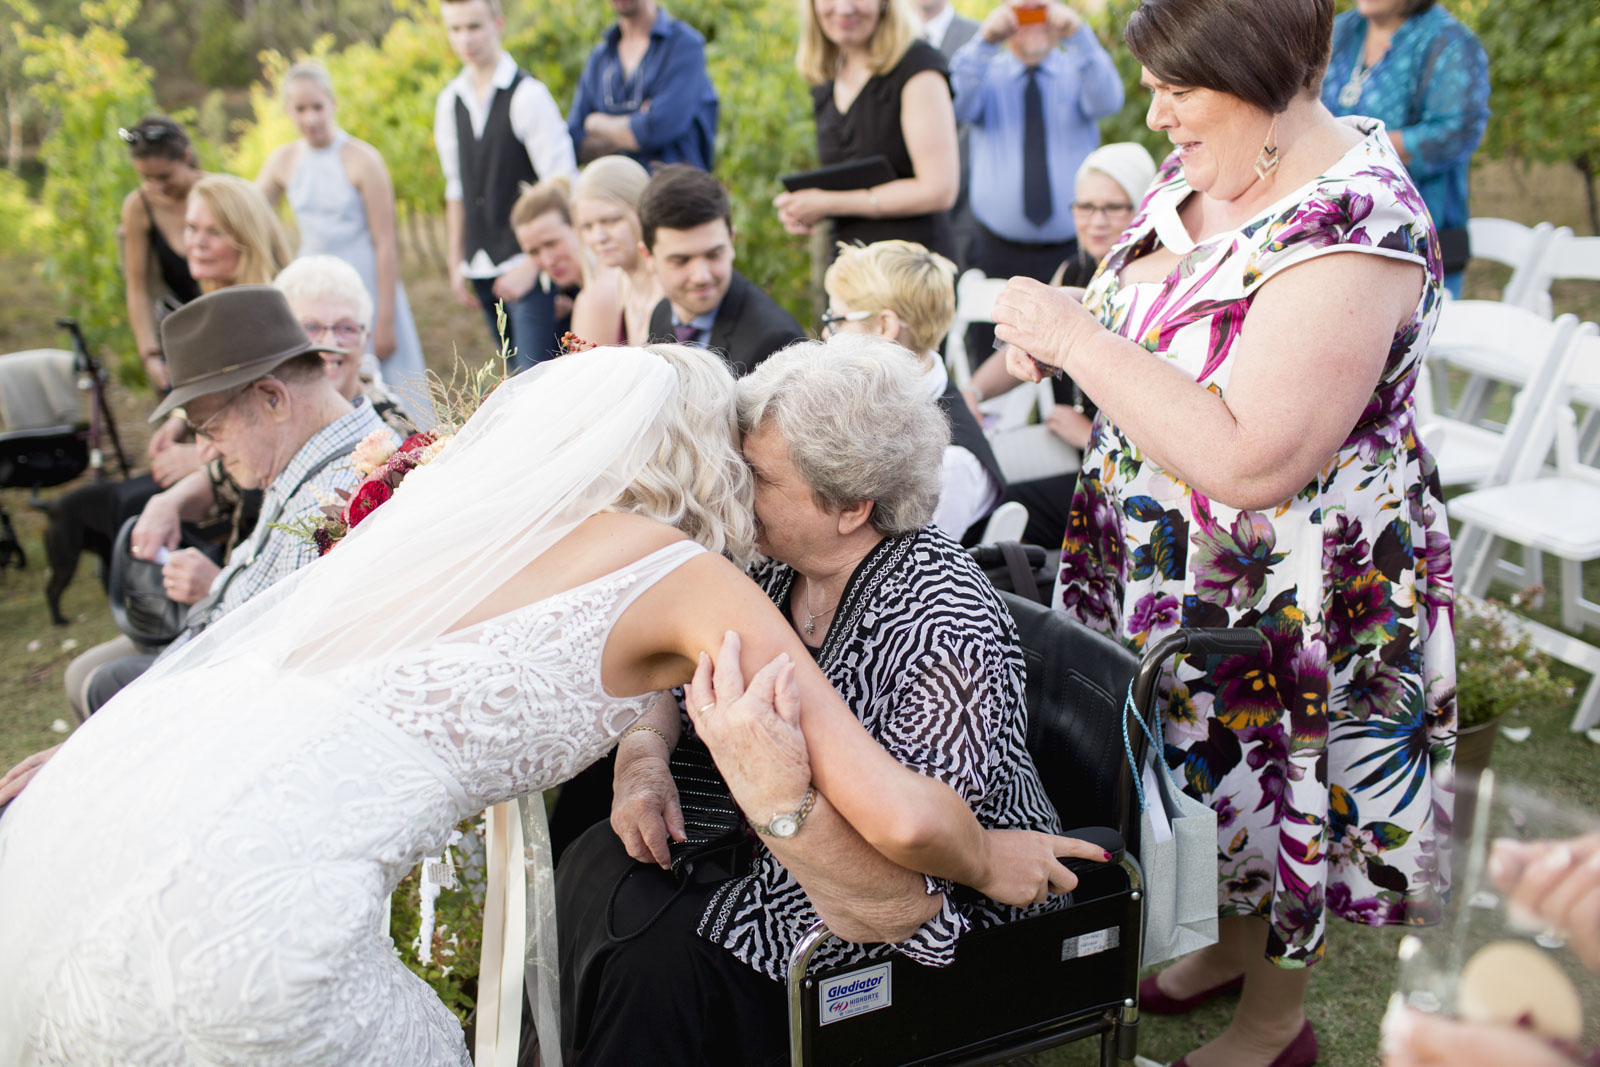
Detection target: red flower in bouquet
<box><xmin>397</xmin><ymin>431</ymin><xmax>436</xmax><ymax>454</ymax></box>
<box><xmin>344</xmin><ymin>478</ymin><xmax>393</xmax><ymax>528</ymax></box>
<box><xmin>379</xmin><ymin>450</ymin><xmax>421</xmax><ymax>488</ymax></box>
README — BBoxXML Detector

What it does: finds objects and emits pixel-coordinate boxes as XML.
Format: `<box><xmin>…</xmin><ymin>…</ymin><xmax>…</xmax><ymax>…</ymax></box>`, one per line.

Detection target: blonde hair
<box><xmin>190</xmin><ymin>173</ymin><xmax>291</xmax><ymax>290</ymax></box>
<box><xmin>610</xmin><ymin>343</ymin><xmax>758</xmax><ymax>569</ymax></box>
<box><xmin>509</xmin><ymin>175</ymin><xmax>573</xmax><ymax>229</ymax></box>
<box><xmin>574</xmin><ymin>155</ymin><xmax>650</xmax><ymax>214</ymax></box>
<box><xmin>824</xmin><ymin>240</ymin><xmax>956</xmax><ymax>355</ymax></box>
<box><xmin>281</xmin><ymin>59</ymin><xmax>335</xmax><ymax>103</ymax></box>
<box><xmin>796</xmin><ymin>0</ymin><xmax>920</xmax><ymax>84</ymax></box>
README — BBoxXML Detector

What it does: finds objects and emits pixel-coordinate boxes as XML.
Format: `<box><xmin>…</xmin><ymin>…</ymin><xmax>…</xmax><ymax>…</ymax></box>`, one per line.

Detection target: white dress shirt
<box><xmin>921</xmin><ymin>3</ymin><xmax>957</xmax><ymax>50</ymax></box>
<box><xmin>433</xmin><ymin>51</ymin><xmax>577</xmax><ymax>277</ymax></box>
<box><xmin>922</xmin><ymin>357</ymin><xmax>1002</xmax><ymax>538</ymax></box>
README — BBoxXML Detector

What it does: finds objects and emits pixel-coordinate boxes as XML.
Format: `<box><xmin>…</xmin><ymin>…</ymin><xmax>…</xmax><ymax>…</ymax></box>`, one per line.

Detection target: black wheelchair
<box><xmin>783</xmin><ymin>593</ymin><xmax>1255</xmax><ymax>1067</ymax></box>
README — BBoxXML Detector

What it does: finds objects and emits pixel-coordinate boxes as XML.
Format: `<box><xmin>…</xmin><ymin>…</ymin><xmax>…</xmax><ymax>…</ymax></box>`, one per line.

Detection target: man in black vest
<box><xmin>434</xmin><ymin>0</ymin><xmax>577</xmax><ymax>372</ymax></box>
<box><xmin>640</xmin><ymin>165</ymin><xmax>806</xmax><ymax>378</ymax></box>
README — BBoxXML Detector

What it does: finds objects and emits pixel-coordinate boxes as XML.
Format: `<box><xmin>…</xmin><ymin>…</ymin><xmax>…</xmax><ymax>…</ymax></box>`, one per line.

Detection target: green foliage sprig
<box><xmin>1454</xmin><ymin>596</ymin><xmax>1574</xmax><ymax>729</ymax></box>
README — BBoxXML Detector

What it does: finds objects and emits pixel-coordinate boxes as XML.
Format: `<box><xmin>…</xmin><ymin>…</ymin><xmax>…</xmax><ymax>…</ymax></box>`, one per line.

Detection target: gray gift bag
<box><xmin>1123</xmin><ymin>685</ymin><xmax>1219</xmax><ymax>967</ymax></box>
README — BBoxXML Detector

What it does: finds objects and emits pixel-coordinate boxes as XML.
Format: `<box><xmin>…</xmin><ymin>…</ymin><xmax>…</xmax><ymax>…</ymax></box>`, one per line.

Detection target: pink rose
<box><xmin>351</xmin><ymin>430</ymin><xmax>396</xmax><ymax>477</ymax></box>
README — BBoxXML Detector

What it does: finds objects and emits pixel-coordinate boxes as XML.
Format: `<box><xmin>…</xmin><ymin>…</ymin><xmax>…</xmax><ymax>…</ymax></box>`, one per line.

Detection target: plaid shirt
<box><xmin>186</xmin><ymin>399</ymin><xmax>393</xmax><ymax>634</ymax></box>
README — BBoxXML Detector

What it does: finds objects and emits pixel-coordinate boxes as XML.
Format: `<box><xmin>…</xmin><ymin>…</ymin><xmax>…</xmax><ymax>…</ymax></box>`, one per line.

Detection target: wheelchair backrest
<box><xmin>998</xmin><ymin>591</ymin><xmax>1143</xmax><ymax>850</ymax></box>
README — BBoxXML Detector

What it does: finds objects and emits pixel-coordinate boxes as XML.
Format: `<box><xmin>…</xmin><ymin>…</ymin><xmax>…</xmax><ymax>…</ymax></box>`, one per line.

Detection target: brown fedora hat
<box><xmin>149</xmin><ymin>285</ymin><xmax>341</xmax><ymax>422</ymax></box>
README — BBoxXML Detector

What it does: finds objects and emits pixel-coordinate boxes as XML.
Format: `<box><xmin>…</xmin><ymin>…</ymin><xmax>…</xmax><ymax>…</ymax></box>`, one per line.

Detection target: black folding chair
<box><xmin>785</xmin><ymin>592</ymin><xmax>1256</xmax><ymax>1067</ymax></box>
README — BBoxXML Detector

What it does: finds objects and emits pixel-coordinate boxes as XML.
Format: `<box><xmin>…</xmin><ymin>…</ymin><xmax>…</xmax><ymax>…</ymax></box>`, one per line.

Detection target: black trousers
<box><xmin>556</xmin><ymin>821</ymin><xmax>787</xmax><ymax>1066</ymax></box>
<box><xmin>1003</xmin><ymin>472</ymin><xmax>1081</xmax><ymax>549</ymax></box>
<box><xmin>965</xmin><ymin>225</ymin><xmax>1078</xmax><ymax>366</ymax></box>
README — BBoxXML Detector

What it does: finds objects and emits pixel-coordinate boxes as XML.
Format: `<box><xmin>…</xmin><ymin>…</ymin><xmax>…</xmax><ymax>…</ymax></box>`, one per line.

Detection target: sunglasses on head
<box><xmin>118</xmin><ymin>126</ymin><xmax>177</xmax><ymax>146</ymax></box>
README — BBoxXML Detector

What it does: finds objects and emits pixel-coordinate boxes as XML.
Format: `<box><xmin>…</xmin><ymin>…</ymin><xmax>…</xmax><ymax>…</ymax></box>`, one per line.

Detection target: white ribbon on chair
<box><xmin>475</xmin><ymin>796</ymin><xmax>564</xmax><ymax>1067</ymax></box>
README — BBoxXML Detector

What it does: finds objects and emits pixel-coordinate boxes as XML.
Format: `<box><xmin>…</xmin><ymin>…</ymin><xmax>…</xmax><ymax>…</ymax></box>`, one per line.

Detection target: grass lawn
<box><xmin>0</xmin><ymin>159</ymin><xmax>1596</xmax><ymax>1065</ymax></box>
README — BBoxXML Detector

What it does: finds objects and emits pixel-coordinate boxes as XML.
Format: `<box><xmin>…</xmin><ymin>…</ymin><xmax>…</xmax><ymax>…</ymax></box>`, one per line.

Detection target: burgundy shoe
<box><xmin>1169</xmin><ymin>1020</ymin><xmax>1318</xmax><ymax>1067</ymax></box>
<box><xmin>1138</xmin><ymin>971</ymin><xmax>1244</xmax><ymax>1015</ymax></box>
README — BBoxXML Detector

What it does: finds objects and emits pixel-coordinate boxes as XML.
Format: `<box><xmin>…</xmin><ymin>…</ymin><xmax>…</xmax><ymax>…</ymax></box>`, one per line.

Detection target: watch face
<box><xmin>769</xmin><ymin>814</ymin><xmax>799</xmax><ymax>838</ymax></box>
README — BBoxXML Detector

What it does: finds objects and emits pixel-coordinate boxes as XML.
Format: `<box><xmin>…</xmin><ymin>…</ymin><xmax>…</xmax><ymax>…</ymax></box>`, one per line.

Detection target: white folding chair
<box><xmin>1418</xmin><ymin>305</ymin><xmax>1578</xmax><ymax>484</ymax></box>
<box><xmin>980</xmin><ymin>500</ymin><xmax>1028</xmax><ymax>543</ymax></box>
<box><xmin>1522</xmin><ymin>226</ymin><xmax>1600</xmax><ymax>320</ymax></box>
<box><xmin>946</xmin><ymin>269</ymin><xmax>1008</xmax><ymax>387</ymax></box>
<box><xmin>1466</xmin><ymin>217</ymin><xmax>1556</xmax><ymax>311</ymax></box>
<box><xmin>1450</xmin><ymin>321</ymin><xmax>1600</xmax><ymax>729</ymax></box>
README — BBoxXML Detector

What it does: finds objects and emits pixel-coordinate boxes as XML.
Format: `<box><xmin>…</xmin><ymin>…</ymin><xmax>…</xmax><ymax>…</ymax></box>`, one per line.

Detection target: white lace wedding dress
<box><xmin>0</xmin><ymin>348</ymin><xmax>712</xmax><ymax>1065</ymax></box>
<box><xmin>0</xmin><ymin>540</ymin><xmax>702</xmax><ymax>1065</ymax></box>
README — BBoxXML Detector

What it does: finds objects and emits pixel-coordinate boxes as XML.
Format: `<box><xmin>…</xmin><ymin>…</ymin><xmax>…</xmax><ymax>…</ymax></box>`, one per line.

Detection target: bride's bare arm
<box><xmin>605</xmin><ymin>551</ymin><xmax>1099</xmax><ymax>906</ymax></box>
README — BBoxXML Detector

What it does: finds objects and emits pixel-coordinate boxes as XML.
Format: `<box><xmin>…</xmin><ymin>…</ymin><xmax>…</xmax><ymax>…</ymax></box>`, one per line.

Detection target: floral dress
<box><xmin>1055</xmin><ymin>118</ymin><xmax>1457</xmax><ymax>967</ymax></box>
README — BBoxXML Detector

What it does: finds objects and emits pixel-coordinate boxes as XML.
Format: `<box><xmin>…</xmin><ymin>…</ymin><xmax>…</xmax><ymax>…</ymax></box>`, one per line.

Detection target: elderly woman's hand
<box><xmin>686</xmin><ymin>631</ymin><xmax>812</xmax><ymax>829</ymax></box>
<box><xmin>992</xmin><ymin>277</ymin><xmax>1099</xmax><ymax>381</ymax></box>
<box><xmin>1489</xmin><ymin>835</ymin><xmax>1600</xmax><ymax>972</ymax></box>
<box><xmin>611</xmin><ymin>738</ymin><xmax>686</xmax><ymax>868</ymax></box>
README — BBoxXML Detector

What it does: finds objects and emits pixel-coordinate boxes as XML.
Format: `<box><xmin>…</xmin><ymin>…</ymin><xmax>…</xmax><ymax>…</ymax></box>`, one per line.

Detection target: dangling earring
<box><xmin>1254</xmin><ymin>115</ymin><xmax>1280</xmax><ymax>182</ymax></box>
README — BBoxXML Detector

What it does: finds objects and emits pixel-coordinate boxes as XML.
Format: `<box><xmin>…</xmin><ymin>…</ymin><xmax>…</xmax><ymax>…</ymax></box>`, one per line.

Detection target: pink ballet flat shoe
<box><xmin>1137</xmin><ymin>971</ymin><xmax>1244</xmax><ymax>1015</ymax></box>
<box><xmin>1169</xmin><ymin>1019</ymin><xmax>1318</xmax><ymax>1067</ymax></box>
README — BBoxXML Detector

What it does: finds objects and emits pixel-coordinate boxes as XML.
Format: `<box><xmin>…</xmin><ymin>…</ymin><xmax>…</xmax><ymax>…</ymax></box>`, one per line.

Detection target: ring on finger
<box><xmin>698</xmin><ymin>701</ymin><xmax>716</xmax><ymax>714</ymax></box>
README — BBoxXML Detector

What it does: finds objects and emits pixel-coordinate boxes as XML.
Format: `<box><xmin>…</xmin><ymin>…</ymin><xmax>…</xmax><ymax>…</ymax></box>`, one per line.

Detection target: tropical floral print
<box><xmin>1055</xmin><ymin>118</ymin><xmax>1457</xmax><ymax>967</ymax></box>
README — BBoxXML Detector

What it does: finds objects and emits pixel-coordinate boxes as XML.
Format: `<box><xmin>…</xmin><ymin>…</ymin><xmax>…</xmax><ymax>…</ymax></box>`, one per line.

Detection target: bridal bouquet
<box><xmin>284</xmin><ymin>329</ymin><xmax>598</xmax><ymax>554</ymax></box>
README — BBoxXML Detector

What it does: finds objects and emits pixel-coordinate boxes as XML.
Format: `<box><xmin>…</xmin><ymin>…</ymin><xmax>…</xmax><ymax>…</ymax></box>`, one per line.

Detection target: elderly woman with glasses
<box><xmin>821</xmin><ymin>239</ymin><xmax>1004</xmax><ymax>540</ymax></box>
<box><xmin>556</xmin><ymin>333</ymin><xmax>1095</xmax><ymax>1066</ymax></box>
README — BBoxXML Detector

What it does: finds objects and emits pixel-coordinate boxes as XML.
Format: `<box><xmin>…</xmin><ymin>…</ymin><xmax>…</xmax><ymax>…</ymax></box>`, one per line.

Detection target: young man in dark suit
<box><xmin>640</xmin><ymin>165</ymin><xmax>806</xmax><ymax>377</ymax></box>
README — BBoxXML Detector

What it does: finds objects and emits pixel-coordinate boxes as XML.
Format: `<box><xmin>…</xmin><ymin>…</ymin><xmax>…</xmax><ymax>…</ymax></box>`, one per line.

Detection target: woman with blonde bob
<box><xmin>775</xmin><ymin>0</ymin><xmax>960</xmax><ymax>262</ymax></box>
<box><xmin>822</xmin><ymin>240</ymin><xmax>1004</xmax><ymax>538</ymax></box>
<box><xmin>0</xmin><ymin>340</ymin><xmax>1097</xmax><ymax>1064</ymax></box>
<box><xmin>185</xmin><ymin>173</ymin><xmax>291</xmax><ymax>291</ymax></box>
<box><xmin>570</xmin><ymin>155</ymin><xmax>662</xmax><ymax>345</ymax></box>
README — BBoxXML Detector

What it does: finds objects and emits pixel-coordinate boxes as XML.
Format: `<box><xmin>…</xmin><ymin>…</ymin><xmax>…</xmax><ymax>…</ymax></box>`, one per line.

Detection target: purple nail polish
<box><xmin>1102</xmin><ymin>851</ymin><xmax>1112</xmax><ymax>861</ymax></box>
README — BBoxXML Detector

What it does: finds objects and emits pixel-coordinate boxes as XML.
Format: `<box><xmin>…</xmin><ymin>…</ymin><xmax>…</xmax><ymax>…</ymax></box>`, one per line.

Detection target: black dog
<box><xmin>42</xmin><ymin>475</ymin><xmax>162</xmax><ymax>626</ymax></box>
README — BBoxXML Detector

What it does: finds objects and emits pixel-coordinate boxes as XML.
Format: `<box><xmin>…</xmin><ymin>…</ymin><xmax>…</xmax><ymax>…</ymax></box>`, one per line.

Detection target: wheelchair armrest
<box><xmin>1061</xmin><ymin>826</ymin><xmax>1124</xmax><ymax>874</ymax></box>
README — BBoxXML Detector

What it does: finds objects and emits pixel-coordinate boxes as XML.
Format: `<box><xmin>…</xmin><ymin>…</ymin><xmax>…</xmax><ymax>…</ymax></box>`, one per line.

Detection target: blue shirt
<box><xmin>670</xmin><ymin>306</ymin><xmax>717</xmax><ymax>348</ymax></box>
<box><xmin>567</xmin><ymin>8</ymin><xmax>719</xmax><ymax>171</ymax></box>
<box><xmin>1322</xmin><ymin>6</ymin><xmax>1488</xmax><ymax>234</ymax></box>
<box><xmin>949</xmin><ymin>26</ymin><xmax>1123</xmax><ymax>243</ymax></box>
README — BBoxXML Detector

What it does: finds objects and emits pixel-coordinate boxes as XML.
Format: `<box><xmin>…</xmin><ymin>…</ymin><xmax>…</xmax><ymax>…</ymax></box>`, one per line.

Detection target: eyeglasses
<box><xmin>819</xmin><ymin>309</ymin><xmax>873</xmax><ymax>337</ymax></box>
<box><xmin>602</xmin><ymin>58</ymin><xmax>647</xmax><ymax>113</ymax></box>
<box><xmin>179</xmin><ymin>385</ymin><xmax>252</xmax><ymax>442</ymax></box>
<box><xmin>118</xmin><ymin>125</ymin><xmax>177</xmax><ymax>147</ymax></box>
<box><xmin>1070</xmin><ymin>201</ymin><xmax>1135</xmax><ymax>221</ymax></box>
<box><xmin>301</xmin><ymin>320</ymin><xmax>365</xmax><ymax>346</ymax></box>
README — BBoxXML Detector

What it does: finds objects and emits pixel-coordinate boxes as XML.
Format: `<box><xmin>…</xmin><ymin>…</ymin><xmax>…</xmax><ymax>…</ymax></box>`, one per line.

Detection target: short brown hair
<box><xmin>1125</xmin><ymin>0</ymin><xmax>1335</xmax><ymax>114</ymax></box>
<box><xmin>509</xmin><ymin>176</ymin><xmax>572</xmax><ymax>230</ymax></box>
<box><xmin>637</xmin><ymin>165</ymin><xmax>730</xmax><ymax>250</ymax></box>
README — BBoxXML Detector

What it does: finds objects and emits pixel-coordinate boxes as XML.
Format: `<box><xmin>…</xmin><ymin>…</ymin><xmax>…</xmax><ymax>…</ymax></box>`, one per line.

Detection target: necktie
<box><xmin>1022</xmin><ymin>66</ymin><xmax>1052</xmax><ymax>227</ymax></box>
<box><xmin>673</xmin><ymin>322</ymin><xmax>701</xmax><ymax>346</ymax></box>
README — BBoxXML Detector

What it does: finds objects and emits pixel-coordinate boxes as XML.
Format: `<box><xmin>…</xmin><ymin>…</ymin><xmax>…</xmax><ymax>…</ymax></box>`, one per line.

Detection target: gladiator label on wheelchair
<box><xmin>1059</xmin><ymin>925</ymin><xmax>1120</xmax><ymax>961</ymax></box>
<box><xmin>818</xmin><ymin>962</ymin><xmax>893</xmax><ymax>1024</ymax></box>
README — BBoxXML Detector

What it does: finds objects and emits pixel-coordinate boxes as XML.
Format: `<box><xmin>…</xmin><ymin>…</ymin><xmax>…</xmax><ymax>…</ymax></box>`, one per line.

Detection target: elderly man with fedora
<box><xmin>0</xmin><ymin>286</ymin><xmax>398</xmax><ymax>810</ymax></box>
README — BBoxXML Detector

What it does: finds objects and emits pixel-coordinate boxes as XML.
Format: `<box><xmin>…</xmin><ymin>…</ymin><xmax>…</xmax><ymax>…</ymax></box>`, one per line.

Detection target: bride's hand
<box><xmin>0</xmin><ymin>744</ymin><xmax>63</xmax><ymax>806</ymax></box>
<box><xmin>975</xmin><ymin>829</ymin><xmax>1112</xmax><ymax>907</ymax></box>
<box><xmin>686</xmin><ymin>631</ymin><xmax>812</xmax><ymax>826</ymax></box>
<box><xmin>992</xmin><ymin>276</ymin><xmax>1099</xmax><ymax>377</ymax></box>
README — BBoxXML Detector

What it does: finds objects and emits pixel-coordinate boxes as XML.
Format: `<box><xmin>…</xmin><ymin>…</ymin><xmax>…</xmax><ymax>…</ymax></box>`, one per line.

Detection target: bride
<box><xmin>0</xmin><ymin>344</ymin><xmax>1096</xmax><ymax>1065</ymax></box>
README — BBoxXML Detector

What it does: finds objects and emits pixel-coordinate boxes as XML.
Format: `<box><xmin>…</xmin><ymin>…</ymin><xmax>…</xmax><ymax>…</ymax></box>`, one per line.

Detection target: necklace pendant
<box><xmin>1338</xmin><ymin>79</ymin><xmax>1362</xmax><ymax>109</ymax></box>
<box><xmin>804</xmin><ymin>618</ymin><xmax>815</xmax><ymax>635</ymax></box>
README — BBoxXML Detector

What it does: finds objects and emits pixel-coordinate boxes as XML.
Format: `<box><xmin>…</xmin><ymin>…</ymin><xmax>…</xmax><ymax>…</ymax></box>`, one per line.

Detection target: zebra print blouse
<box><xmin>693</xmin><ymin>528</ymin><xmax>1063</xmax><ymax>982</ymax></box>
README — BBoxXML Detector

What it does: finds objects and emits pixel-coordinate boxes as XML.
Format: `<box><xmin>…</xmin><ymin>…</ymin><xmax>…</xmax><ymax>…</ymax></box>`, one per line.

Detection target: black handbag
<box><xmin>108</xmin><ymin>515</ymin><xmax>190</xmax><ymax>649</ymax></box>
<box><xmin>1438</xmin><ymin>225</ymin><xmax>1471</xmax><ymax>275</ymax></box>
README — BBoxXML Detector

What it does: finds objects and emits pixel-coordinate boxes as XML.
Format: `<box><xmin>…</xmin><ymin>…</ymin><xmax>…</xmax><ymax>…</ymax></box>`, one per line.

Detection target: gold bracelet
<box><xmin>621</xmin><ymin>724</ymin><xmax>671</xmax><ymax>749</ymax></box>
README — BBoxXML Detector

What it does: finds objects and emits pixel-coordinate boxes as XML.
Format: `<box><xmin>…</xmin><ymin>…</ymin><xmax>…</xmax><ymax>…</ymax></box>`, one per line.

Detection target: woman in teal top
<box><xmin>1323</xmin><ymin>0</ymin><xmax>1489</xmax><ymax>297</ymax></box>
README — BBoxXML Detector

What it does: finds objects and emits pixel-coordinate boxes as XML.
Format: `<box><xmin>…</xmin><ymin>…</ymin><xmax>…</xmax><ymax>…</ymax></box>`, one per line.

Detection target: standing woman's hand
<box><xmin>992</xmin><ymin>277</ymin><xmax>1100</xmax><ymax>381</ymax></box>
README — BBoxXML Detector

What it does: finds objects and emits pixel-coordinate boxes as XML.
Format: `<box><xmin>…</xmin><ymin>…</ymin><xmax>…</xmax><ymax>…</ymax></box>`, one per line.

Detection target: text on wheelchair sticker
<box><xmin>1060</xmin><ymin>926</ymin><xmax>1120</xmax><ymax>961</ymax></box>
<box><xmin>819</xmin><ymin>962</ymin><xmax>892</xmax><ymax>1024</ymax></box>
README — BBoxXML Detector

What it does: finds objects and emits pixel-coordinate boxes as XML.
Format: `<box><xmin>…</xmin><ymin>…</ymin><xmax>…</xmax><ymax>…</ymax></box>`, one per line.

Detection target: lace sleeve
<box><xmin>1395</xmin><ymin>27</ymin><xmax>1489</xmax><ymax>178</ymax></box>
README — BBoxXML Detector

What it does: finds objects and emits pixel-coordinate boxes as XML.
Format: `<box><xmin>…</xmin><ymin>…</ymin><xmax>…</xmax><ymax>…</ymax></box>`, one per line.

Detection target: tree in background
<box><xmin>16</xmin><ymin>0</ymin><xmax>157</xmax><ymax>376</ymax></box>
<box><xmin>1457</xmin><ymin>0</ymin><xmax>1600</xmax><ymax>234</ymax></box>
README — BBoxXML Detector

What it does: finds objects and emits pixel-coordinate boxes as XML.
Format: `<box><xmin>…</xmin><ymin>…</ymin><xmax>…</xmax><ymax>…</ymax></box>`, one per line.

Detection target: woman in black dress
<box><xmin>774</xmin><ymin>0</ymin><xmax>959</xmax><ymax>262</ymax></box>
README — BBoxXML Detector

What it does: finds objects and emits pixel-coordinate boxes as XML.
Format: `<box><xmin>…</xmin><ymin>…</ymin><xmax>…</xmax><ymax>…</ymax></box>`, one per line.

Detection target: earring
<box><xmin>1254</xmin><ymin>115</ymin><xmax>1280</xmax><ymax>182</ymax></box>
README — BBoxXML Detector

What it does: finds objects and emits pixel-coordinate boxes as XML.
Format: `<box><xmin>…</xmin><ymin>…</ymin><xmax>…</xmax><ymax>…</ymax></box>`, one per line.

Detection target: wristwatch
<box><xmin>749</xmin><ymin>786</ymin><xmax>816</xmax><ymax>839</ymax></box>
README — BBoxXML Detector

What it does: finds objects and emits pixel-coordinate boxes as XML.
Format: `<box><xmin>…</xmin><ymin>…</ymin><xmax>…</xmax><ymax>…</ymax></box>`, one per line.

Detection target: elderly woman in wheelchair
<box><xmin>553</xmin><ymin>336</ymin><xmax>1107</xmax><ymax>1066</ymax></box>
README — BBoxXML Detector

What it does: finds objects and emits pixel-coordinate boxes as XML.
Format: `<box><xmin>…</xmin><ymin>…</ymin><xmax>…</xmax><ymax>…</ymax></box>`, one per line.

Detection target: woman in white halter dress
<box><xmin>258</xmin><ymin>63</ymin><xmax>429</xmax><ymax>418</ymax></box>
<box><xmin>0</xmin><ymin>346</ymin><xmax>1084</xmax><ymax>1065</ymax></box>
